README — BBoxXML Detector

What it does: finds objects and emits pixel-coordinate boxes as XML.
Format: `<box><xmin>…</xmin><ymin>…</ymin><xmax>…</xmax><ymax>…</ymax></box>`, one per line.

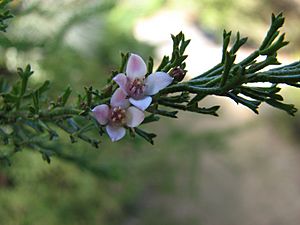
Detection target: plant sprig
<box><xmin>160</xmin><ymin>13</ymin><xmax>299</xmax><ymax>116</ymax></box>
<box><xmin>1</xmin><ymin>12</ymin><xmax>300</xmax><ymax>165</ymax></box>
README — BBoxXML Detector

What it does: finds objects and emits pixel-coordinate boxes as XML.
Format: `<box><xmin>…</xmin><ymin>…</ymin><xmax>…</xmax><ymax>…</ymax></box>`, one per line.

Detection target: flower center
<box><xmin>128</xmin><ymin>78</ymin><xmax>145</xmax><ymax>99</ymax></box>
<box><xmin>110</xmin><ymin>106</ymin><xmax>126</xmax><ymax>125</ymax></box>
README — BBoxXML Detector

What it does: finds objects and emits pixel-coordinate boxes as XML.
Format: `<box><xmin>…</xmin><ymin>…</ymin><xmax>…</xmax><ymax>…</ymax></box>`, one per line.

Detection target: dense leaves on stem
<box><xmin>161</xmin><ymin>13</ymin><xmax>298</xmax><ymax>116</ymax></box>
<box><xmin>0</xmin><ymin>10</ymin><xmax>300</xmax><ymax>165</ymax></box>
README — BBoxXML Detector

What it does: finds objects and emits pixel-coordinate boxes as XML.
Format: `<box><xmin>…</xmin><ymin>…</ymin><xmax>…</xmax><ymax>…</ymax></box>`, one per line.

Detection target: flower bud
<box><xmin>169</xmin><ymin>67</ymin><xmax>186</xmax><ymax>82</ymax></box>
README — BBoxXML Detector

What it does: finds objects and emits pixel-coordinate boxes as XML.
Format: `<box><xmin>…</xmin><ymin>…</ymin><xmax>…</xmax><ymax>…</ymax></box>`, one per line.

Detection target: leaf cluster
<box><xmin>0</xmin><ymin>0</ymin><xmax>12</xmax><ymax>32</ymax></box>
<box><xmin>1</xmin><ymin>11</ymin><xmax>300</xmax><ymax>165</ymax></box>
<box><xmin>161</xmin><ymin>13</ymin><xmax>299</xmax><ymax>116</ymax></box>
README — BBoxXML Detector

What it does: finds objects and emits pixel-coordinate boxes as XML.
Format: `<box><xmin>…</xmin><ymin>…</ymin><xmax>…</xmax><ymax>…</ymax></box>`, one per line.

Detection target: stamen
<box><xmin>128</xmin><ymin>78</ymin><xmax>145</xmax><ymax>99</ymax></box>
<box><xmin>110</xmin><ymin>106</ymin><xmax>126</xmax><ymax>125</ymax></box>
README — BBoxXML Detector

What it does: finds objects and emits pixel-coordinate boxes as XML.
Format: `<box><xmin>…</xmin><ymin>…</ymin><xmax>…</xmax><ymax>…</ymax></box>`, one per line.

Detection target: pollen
<box><xmin>128</xmin><ymin>78</ymin><xmax>145</xmax><ymax>99</ymax></box>
<box><xmin>111</xmin><ymin>107</ymin><xmax>126</xmax><ymax>125</ymax></box>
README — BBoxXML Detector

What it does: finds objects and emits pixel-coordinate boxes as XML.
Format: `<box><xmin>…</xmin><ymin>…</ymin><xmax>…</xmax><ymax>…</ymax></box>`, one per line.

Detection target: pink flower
<box><xmin>92</xmin><ymin>88</ymin><xmax>144</xmax><ymax>142</ymax></box>
<box><xmin>113</xmin><ymin>53</ymin><xmax>173</xmax><ymax>111</ymax></box>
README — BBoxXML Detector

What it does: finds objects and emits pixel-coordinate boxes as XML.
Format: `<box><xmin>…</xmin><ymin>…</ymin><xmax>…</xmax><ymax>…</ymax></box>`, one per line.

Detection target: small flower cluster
<box><xmin>92</xmin><ymin>54</ymin><xmax>174</xmax><ymax>141</ymax></box>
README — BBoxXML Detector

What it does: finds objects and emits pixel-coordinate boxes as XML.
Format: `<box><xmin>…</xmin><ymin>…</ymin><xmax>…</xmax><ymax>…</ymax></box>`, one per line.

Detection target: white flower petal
<box><xmin>113</xmin><ymin>73</ymin><xmax>128</xmax><ymax>94</ymax></box>
<box><xmin>106</xmin><ymin>125</ymin><xmax>126</xmax><ymax>142</ymax></box>
<box><xmin>126</xmin><ymin>53</ymin><xmax>147</xmax><ymax>79</ymax></box>
<box><xmin>92</xmin><ymin>104</ymin><xmax>109</xmax><ymax>125</ymax></box>
<box><xmin>144</xmin><ymin>72</ymin><xmax>173</xmax><ymax>95</ymax></box>
<box><xmin>126</xmin><ymin>106</ymin><xmax>145</xmax><ymax>127</ymax></box>
<box><xmin>129</xmin><ymin>96</ymin><xmax>152</xmax><ymax>111</ymax></box>
<box><xmin>110</xmin><ymin>88</ymin><xmax>130</xmax><ymax>108</ymax></box>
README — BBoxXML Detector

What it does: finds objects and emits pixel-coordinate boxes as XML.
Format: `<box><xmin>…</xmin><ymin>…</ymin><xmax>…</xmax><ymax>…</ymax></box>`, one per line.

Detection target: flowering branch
<box><xmin>0</xmin><ymin>9</ymin><xmax>300</xmax><ymax>165</ymax></box>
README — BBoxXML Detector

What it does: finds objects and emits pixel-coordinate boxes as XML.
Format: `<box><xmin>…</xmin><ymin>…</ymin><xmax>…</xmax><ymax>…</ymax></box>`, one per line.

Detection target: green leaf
<box><xmin>187</xmin><ymin>104</ymin><xmax>220</xmax><ymax>116</ymax></box>
<box><xmin>60</xmin><ymin>86</ymin><xmax>72</xmax><ymax>106</ymax></box>
<box><xmin>0</xmin><ymin>0</ymin><xmax>13</xmax><ymax>32</ymax></box>
<box><xmin>260</xmin><ymin>34</ymin><xmax>289</xmax><ymax>55</ymax></box>
<box><xmin>147</xmin><ymin>106</ymin><xmax>178</xmax><ymax>118</ymax></box>
<box><xmin>259</xmin><ymin>13</ymin><xmax>285</xmax><ymax>50</ymax></box>
<box><xmin>2</xmin><ymin>93</ymin><xmax>18</xmax><ymax>102</ymax></box>
<box><xmin>266</xmin><ymin>99</ymin><xmax>297</xmax><ymax>116</ymax></box>
<box><xmin>0</xmin><ymin>78</ymin><xmax>10</xmax><ymax>95</ymax></box>
<box><xmin>36</xmin><ymin>80</ymin><xmax>51</xmax><ymax>95</ymax></box>
<box><xmin>119</xmin><ymin>52</ymin><xmax>130</xmax><ymax>72</ymax></box>
<box><xmin>134</xmin><ymin>127</ymin><xmax>157</xmax><ymax>145</ymax></box>
<box><xmin>17</xmin><ymin>65</ymin><xmax>34</xmax><ymax>80</ymax></box>
<box><xmin>220</xmin><ymin>51</ymin><xmax>236</xmax><ymax>87</ymax></box>
<box><xmin>222</xmin><ymin>30</ymin><xmax>231</xmax><ymax>63</ymax></box>
<box><xmin>157</xmin><ymin>56</ymin><xmax>169</xmax><ymax>71</ymax></box>
<box><xmin>37</xmin><ymin>120</ymin><xmax>58</xmax><ymax>140</ymax></box>
<box><xmin>227</xmin><ymin>92</ymin><xmax>261</xmax><ymax>114</ymax></box>
<box><xmin>32</xmin><ymin>91</ymin><xmax>40</xmax><ymax>113</ymax></box>
<box><xmin>240</xmin><ymin>86</ymin><xmax>283</xmax><ymax>101</ymax></box>
<box><xmin>188</xmin><ymin>94</ymin><xmax>207</xmax><ymax>106</ymax></box>
<box><xmin>230</xmin><ymin>32</ymin><xmax>248</xmax><ymax>54</ymax></box>
<box><xmin>142</xmin><ymin>114</ymin><xmax>160</xmax><ymax>124</ymax></box>
<box><xmin>147</xmin><ymin>56</ymin><xmax>154</xmax><ymax>74</ymax></box>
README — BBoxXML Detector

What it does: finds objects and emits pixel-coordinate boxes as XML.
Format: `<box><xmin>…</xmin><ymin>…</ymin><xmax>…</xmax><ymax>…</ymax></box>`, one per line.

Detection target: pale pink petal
<box><xmin>106</xmin><ymin>125</ymin><xmax>126</xmax><ymax>142</ymax></box>
<box><xmin>92</xmin><ymin>104</ymin><xmax>109</xmax><ymax>125</ymax></box>
<box><xmin>144</xmin><ymin>72</ymin><xmax>174</xmax><ymax>95</ymax></box>
<box><xmin>110</xmin><ymin>88</ymin><xmax>130</xmax><ymax>108</ymax></box>
<box><xmin>126</xmin><ymin>54</ymin><xmax>147</xmax><ymax>79</ymax></box>
<box><xmin>126</xmin><ymin>106</ymin><xmax>145</xmax><ymax>127</ymax></box>
<box><xmin>113</xmin><ymin>73</ymin><xmax>128</xmax><ymax>94</ymax></box>
<box><xmin>129</xmin><ymin>96</ymin><xmax>152</xmax><ymax>111</ymax></box>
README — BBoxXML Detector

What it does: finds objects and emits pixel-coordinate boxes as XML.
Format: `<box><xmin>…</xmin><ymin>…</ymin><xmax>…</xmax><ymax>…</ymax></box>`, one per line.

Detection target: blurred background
<box><xmin>1</xmin><ymin>0</ymin><xmax>300</xmax><ymax>224</ymax></box>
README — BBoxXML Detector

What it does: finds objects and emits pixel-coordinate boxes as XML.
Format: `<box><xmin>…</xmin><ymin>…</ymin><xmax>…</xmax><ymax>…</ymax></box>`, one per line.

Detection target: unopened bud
<box><xmin>170</xmin><ymin>67</ymin><xmax>186</xmax><ymax>82</ymax></box>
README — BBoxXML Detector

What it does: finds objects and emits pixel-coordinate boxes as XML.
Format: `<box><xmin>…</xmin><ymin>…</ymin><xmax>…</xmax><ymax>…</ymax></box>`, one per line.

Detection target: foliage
<box><xmin>0</xmin><ymin>2</ymin><xmax>300</xmax><ymax>225</ymax></box>
<box><xmin>0</xmin><ymin>7</ymin><xmax>300</xmax><ymax>166</ymax></box>
<box><xmin>0</xmin><ymin>0</ymin><xmax>12</xmax><ymax>32</ymax></box>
